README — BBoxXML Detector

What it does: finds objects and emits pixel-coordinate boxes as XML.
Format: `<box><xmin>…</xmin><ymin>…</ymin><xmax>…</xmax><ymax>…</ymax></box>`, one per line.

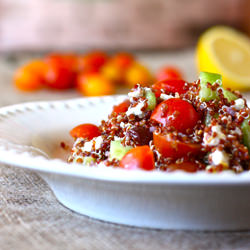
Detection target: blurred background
<box><xmin>1</xmin><ymin>0</ymin><xmax>250</xmax><ymax>104</ymax></box>
<box><xmin>1</xmin><ymin>0</ymin><xmax>250</xmax><ymax>52</ymax></box>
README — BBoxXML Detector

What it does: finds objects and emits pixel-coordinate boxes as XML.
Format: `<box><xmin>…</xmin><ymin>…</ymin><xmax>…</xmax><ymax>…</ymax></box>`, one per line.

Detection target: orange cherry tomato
<box><xmin>101</xmin><ymin>61</ymin><xmax>124</xmax><ymax>83</ymax></box>
<box><xmin>125</xmin><ymin>63</ymin><xmax>153</xmax><ymax>88</ymax></box>
<box><xmin>77</xmin><ymin>73</ymin><xmax>115</xmax><ymax>96</ymax></box>
<box><xmin>156</xmin><ymin>66</ymin><xmax>183</xmax><ymax>82</ymax></box>
<box><xmin>45</xmin><ymin>54</ymin><xmax>76</xmax><ymax>89</ymax></box>
<box><xmin>113</xmin><ymin>99</ymin><xmax>130</xmax><ymax>114</ymax></box>
<box><xmin>153</xmin><ymin>132</ymin><xmax>200</xmax><ymax>159</ymax></box>
<box><xmin>119</xmin><ymin>146</ymin><xmax>155</xmax><ymax>171</ymax></box>
<box><xmin>70</xmin><ymin>123</ymin><xmax>100</xmax><ymax>139</ymax></box>
<box><xmin>14</xmin><ymin>60</ymin><xmax>48</xmax><ymax>91</ymax></box>
<box><xmin>112</xmin><ymin>52</ymin><xmax>134</xmax><ymax>69</ymax></box>
<box><xmin>166</xmin><ymin>162</ymin><xmax>200</xmax><ymax>173</ymax></box>
<box><xmin>77</xmin><ymin>51</ymin><xmax>108</xmax><ymax>72</ymax></box>
<box><xmin>152</xmin><ymin>79</ymin><xmax>187</xmax><ymax>97</ymax></box>
<box><xmin>150</xmin><ymin>98</ymin><xmax>199</xmax><ymax>132</ymax></box>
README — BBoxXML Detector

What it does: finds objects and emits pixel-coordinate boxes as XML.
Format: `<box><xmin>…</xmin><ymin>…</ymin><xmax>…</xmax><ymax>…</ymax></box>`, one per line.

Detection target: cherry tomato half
<box><xmin>152</xmin><ymin>79</ymin><xmax>187</xmax><ymax>97</ymax></box>
<box><xmin>70</xmin><ymin>124</ymin><xmax>100</xmax><ymax>139</ymax></box>
<box><xmin>113</xmin><ymin>99</ymin><xmax>130</xmax><ymax>114</ymax></box>
<box><xmin>156</xmin><ymin>66</ymin><xmax>183</xmax><ymax>82</ymax></box>
<box><xmin>150</xmin><ymin>98</ymin><xmax>199</xmax><ymax>132</ymax></box>
<box><xmin>153</xmin><ymin>132</ymin><xmax>200</xmax><ymax>159</ymax></box>
<box><xmin>119</xmin><ymin>146</ymin><xmax>155</xmax><ymax>171</ymax></box>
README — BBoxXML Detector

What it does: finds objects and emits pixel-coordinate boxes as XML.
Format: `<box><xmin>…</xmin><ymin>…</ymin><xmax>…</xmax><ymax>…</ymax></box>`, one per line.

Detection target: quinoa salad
<box><xmin>68</xmin><ymin>72</ymin><xmax>250</xmax><ymax>173</ymax></box>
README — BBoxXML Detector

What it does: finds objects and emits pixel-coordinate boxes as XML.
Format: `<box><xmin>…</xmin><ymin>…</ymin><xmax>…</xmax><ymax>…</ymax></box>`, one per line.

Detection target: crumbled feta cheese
<box><xmin>233</xmin><ymin>98</ymin><xmax>245</xmax><ymax>110</ymax></box>
<box><xmin>160</xmin><ymin>93</ymin><xmax>174</xmax><ymax>100</ymax></box>
<box><xmin>94</xmin><ymin>136</ymin><xmax>103</xmax><ymax>150</ymax></box>
<box><xmin>126</xmin><ymin>100</ymin><xmax>145</xmax><ymax>117</ymax></box>
<box><xmin>120</xmin><ymin>122</ymin><xmax>125</xmax><ymax>128</ymax></box>
<box><xmin>81</xmin><ymin>140</ymin><xmax>93</xmax><ymax>152</ymax></box>
<box><xmin>144</xmin><ymin>87</ymin><xmax>151</xmax><ymax>93</ymax></box>
<box><xmin>128</xmin><ymin>88</ymin><xmax>144</xmax><ymax>101</ymax></box>
<box><xmin>203</xmin><ymin>125</ymin><xmax>226</xmax><ymax>146</ymax></box>
<box><xmin>175</xmin><ymin>92</ymin><xmax>180</xmax><ymax>98</ymax></box>
<box><xmin>117</xmin><ymin>115</ymin><xmax>122</xmax><ymax>122</ymax></box>
<box><xmin>232</xmin><ymin>127</ymin><xmax>242</xmax><ymax>136</ymax></box>
<box><xmin>209</xmin><ymin>149</ymin><xmax>229</xmax><ymax>167</ymax></box>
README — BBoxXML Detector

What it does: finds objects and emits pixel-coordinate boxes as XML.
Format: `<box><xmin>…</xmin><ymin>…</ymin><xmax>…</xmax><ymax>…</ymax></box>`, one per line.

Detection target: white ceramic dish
<box><xmin>0</xmin><ymin>95</ymin><xmax>250</xmax><ymax>230</ymax></box>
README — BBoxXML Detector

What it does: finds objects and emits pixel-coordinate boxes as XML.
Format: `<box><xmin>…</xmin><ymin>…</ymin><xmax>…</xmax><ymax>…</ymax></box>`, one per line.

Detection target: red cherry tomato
<box><xmin>70</xmin><ymin>124</ymin><xmax>100</xmax><ymax>139</ymax></box>
<box><xmin>150</xmin><ymin>98</ymin><xmax>199</xmax><ymax>132</ymax></box>
<box><xmin>119</xmin><ymin>146</ymin><xmax>155</xmax><ymax>171</ymax></box>
<box><xmin>112</xmin><ymin>52</ymin><xmax>134</xmax><ymax>69</ymax></box>
<box><xmin>47</xmin><ymin>54</ymin><xmax>78</xmax><ymax>72</ymax></box>
<box><xmin>113</xmin><ymin>99</ymin><xmax>130</xmax><ymax>113</ymax></box>
<box><xmin>45</xmin><ymin>54</ymin><xmax>76</xmax><ymax>89</ymax></box>
<box><xmin>77</xmin><ymin>51</ymin><xmax>108</xmax><ymax>72</ymax></box>
<box><xmin>152</xmin><ymin>79</ymin><xmax>187</xmax><ymax>97</ymax></box>
<box><xmin>153</xmin><ymin>133</ymin><xmax>200</xmax><ymax>159</ymax></box>
<box><xmin>156</xmin><ymin>66</ymin><xmax>183</xmax><ymax>82</ymax></box>
<box><xmin>166</xmin><ymin>162</ymin><xmax>200</xmax><ymax>173</ymax></box>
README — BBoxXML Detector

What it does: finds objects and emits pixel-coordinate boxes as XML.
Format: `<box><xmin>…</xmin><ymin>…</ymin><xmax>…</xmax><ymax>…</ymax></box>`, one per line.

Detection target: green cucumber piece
<box><xmin>241</xmin><ymin>119</ymin><xmax>250</xmax><ymax>154</ymax></box>
<box><xmin>222</xmin><ymin>89</ymin><xmax>237</xmax><ymax>102</ymax></box>
<box><xmin>83</xmin><ymin>157</ymin><xmax>96</xmax><ymax>165</ymax></box>
<box><xmin>145</xmin><ymin>89</ymin><xmax>156</xmax><ymax>110</ymax></box>
<box><xmin>109</xmin><ymin>140</ymin><xmax>133</xmax><ymax>161</ymax></box>
<box><xmin>199</xmin><ymin>72</ymin><xmax>222</xmax><ymax>101</ymax></box>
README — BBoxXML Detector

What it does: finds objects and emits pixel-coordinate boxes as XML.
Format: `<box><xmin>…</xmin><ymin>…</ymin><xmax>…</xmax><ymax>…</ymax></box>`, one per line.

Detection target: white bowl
<box><xmin>0</xmin><ymin>95</ymin><xmax>250</xmax><ymax>230</ymax></box>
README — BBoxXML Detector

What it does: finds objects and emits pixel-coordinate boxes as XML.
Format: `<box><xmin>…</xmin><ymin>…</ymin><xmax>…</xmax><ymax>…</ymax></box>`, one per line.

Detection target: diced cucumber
<box><xmin>83</xmin><ymin>157</ymin><xmax>96</xmax><ymax>165</ymax></box>
<box><xmin>145</xmin><ymin>89</ymin><xmax>156</xmax><ymax>110</ymax></box>
<box><xmin>222</xmin><ymin>89</ymin><xmax>237</xmax><ymax>102</ymax></box>
<box><xmin>199</xmin><ymin>72</ymin><xmax>222</xmax><ymax>101</ymax></box>
<box><xmin>109</xmin><ymin>140</ymin><xmax>133</xmax><ymax>161</ymax></box>
<box><xmin>241</xmin><ymin>119</ymin><xmax>250</xmax><ymax>154</ymax></box>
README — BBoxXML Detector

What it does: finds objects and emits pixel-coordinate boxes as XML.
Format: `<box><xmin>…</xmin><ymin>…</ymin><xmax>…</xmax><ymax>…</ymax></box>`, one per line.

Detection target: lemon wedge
<box><xmin>196</xmin><ymin>26</ymin><xmax>250</xmax><ymax>90</ymax></box>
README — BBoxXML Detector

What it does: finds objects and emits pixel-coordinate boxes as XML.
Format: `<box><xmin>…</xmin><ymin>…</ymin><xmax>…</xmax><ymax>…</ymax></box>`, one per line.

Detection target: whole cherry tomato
<box><xmin>166</xmin><ymin>162</ymin><xmax>200</xmax><ymax>173</ymax></box>
<box><xmin>77</xmin><ymin>73</ymin><xmax>115</xmax><ymax>97</ymax></box>
<box><xmin>112</xmin><ymin>52</ymin><xmax>134</xmax><ymax>69</ymax></box>
<box><xmin>150</xmin><ymin>98</ymin><xmax>199</xmax><ymax>132</ymax></box>
<box><xmin>77</xmin><ymin>51</ymin><xmax>108</xmax><ymax>72</ymax></box>
<box><xmin>47</xmin><ymin>54</ymin><xmax>78</xmax><ymax>72</ymax></box>
<box><xmin>101</xmin><ymin>61</ymin><xmax>124</xmax><ymax>83</ymax></box>
<box><xmin>14</xmin><ymin>60</ymin><xmax>48</xmax><ymax>91</ymax></box>
<box><xmin>125</xmin><ymin>63</ymin><xmax>153</xmax><ymax>88</ymax></box>
<box><xmin>156</xmin><ymin>66</ymin><xmax>183</xmax><ymax>82</ymax></box>
<box><xmin>113</xmin><ymin>99</ymin><xmax>130</xmax><ymax>113</ymax></box>
<box><xmin>119</xmin><ymin>146</ymin><xmax>155</xmax><ymax>171</ymax></box>
<box><xmin>153</xmin><ymin>133</ymin><xmax>200</xmax><ymax>159</ymax></box>
<box><xmin>45</xmin><ymin>54</ymin><xmax>76</xmax><ymax>89</ymax></box>
<box><xmin>152</xmin><ymin>79</ymin><xmax>187</xmax><ymax>97</ymax></box>
<box><xmin>70</xmin><ymin>123</ymin><xmax>100</xmax><ymax>139</ymax></box>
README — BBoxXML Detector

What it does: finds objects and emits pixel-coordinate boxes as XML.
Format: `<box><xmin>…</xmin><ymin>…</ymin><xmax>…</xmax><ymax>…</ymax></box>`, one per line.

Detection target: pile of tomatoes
<box><xmin>14</xmin><ymin>51</ymin><xmax>183</xmax><ymax>97</ymax></box>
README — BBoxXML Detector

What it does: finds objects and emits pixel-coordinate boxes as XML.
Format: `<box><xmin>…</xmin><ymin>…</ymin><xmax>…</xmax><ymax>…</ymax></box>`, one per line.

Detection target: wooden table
<box><xmin>1</xmin><ymin>50</ymin><xmax>250</xmax><ymax>250</ymax></box>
